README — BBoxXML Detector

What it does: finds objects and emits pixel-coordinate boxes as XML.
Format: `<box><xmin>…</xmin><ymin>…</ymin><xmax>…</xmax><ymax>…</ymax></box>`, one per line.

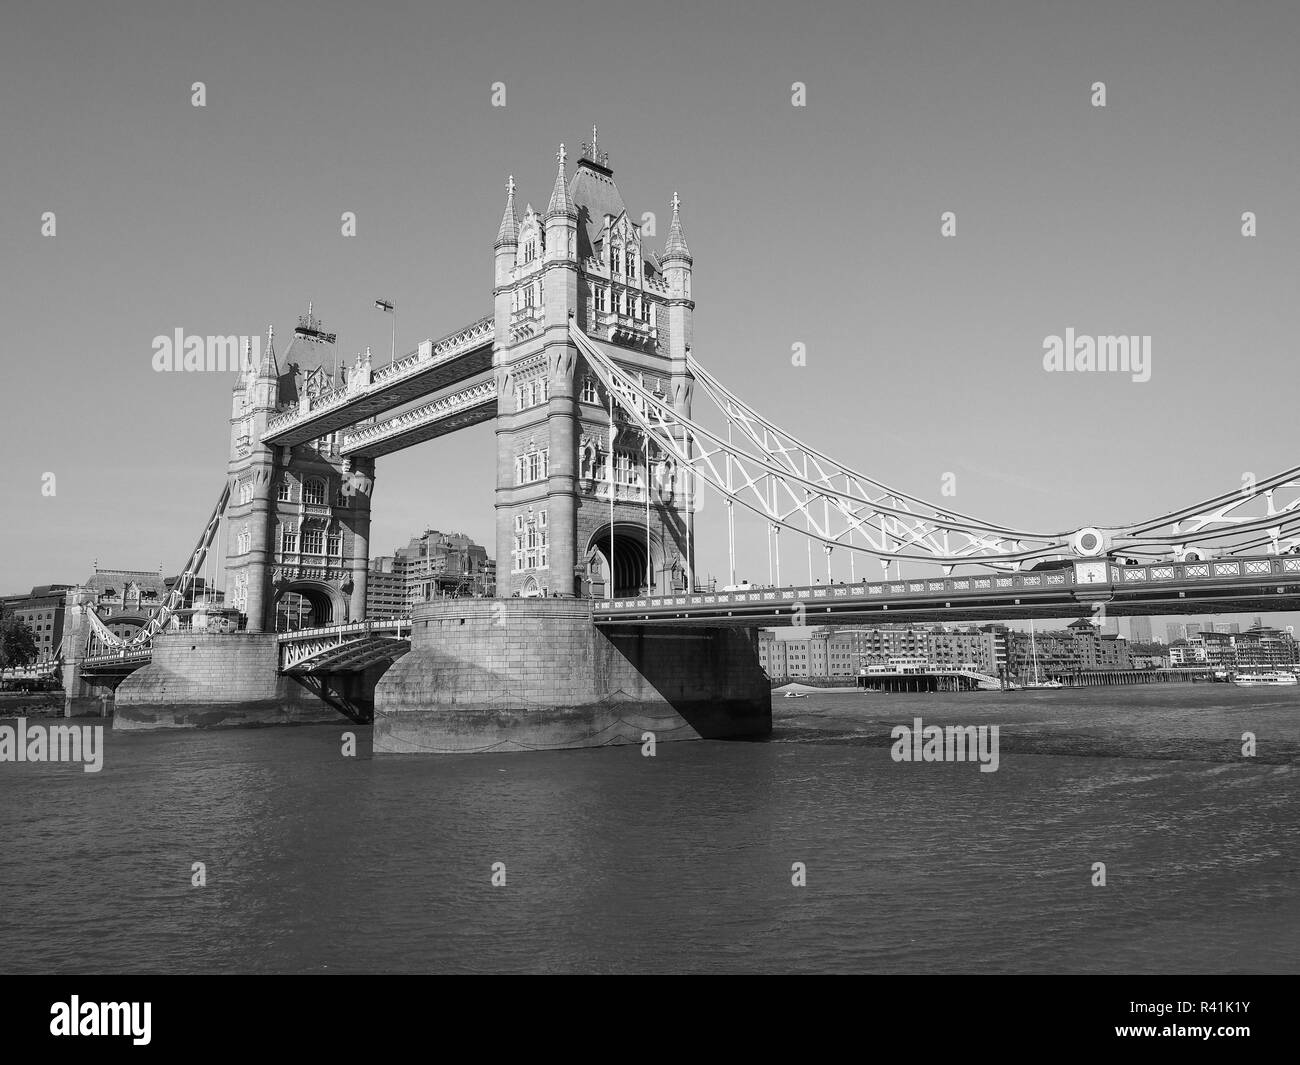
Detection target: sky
<box><xmin>2</xmin><ymin>0</ymin><xmax>1298</xmax><ymax>633</ymax></box>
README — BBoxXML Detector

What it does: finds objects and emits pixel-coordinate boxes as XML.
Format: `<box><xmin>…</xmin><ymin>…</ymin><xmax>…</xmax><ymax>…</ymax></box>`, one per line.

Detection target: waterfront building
<box><xmin>1187</xmin><ymin>630</ymin><xmax>1234</xmax><ymax>670</ymax></box>
<box><xmin>757</xmin><ymin>624</ymin><xmax>1006</xmax><ymax>680</ymax></box>
<box><xmin>1169</xmin><ymin>644</ymin><xmax>1206</xmax><ymax>666</ymax></box>
<box><xmin>1005</xmin><ymin>618</ymin><xmax>1132</xmax><ymax>680</ymax></box>
<box><xmin>1235</xmin><ymin>627</ymin><xmax>1299</xmax><ymax>669</ymax></box>
<box><xmin>0</xmin><ymin>584</ymin><xmax>73</xmax><ymax>665</ymax></box>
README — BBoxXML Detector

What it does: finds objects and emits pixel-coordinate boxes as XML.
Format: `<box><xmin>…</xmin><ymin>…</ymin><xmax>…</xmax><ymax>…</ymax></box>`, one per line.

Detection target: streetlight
<box><xmin>375</xmin><ymin>299</ymin><xmax>396</xmax><ymax>366</ymax></box>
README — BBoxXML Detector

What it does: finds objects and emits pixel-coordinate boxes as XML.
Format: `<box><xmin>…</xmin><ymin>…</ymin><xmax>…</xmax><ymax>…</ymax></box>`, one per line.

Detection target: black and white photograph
<box><xmin>0</xmin><ymin>0</ymin><xmax>1294</xmax><ymax>1038</ymax></box>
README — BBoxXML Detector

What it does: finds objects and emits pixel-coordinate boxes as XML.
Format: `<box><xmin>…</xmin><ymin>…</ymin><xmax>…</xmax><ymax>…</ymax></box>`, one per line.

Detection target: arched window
<box><xmin>581</xmin><ymin>376</ymin><xmax>597</xmax><ymax>404</ymax></box>
<box><xmin>625</xmin><ymin>250</ymin><xmax>636</xmax><ymax>278</ymax></box>
<box><xmin>303</xmin><ymin>479</ymin><xmax>326</xmax><ymax>506</ymax></box>
<box><xmin>239</xmin><ymin>481</ymin><xmax>254</xmax><ymax>505</ymax></box>
<box><xmin>277</xmin><ymin>479</ymin><xmax>292</xmax><ymax>502</ymax></box>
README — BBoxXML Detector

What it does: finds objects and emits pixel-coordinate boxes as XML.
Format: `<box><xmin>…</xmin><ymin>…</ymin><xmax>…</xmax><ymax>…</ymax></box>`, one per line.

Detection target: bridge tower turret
<box><xmin>492</xmin><ymin>131</ymin><xmax>694</xmax><ymax>599</ymax></box>
<box><xmin>225</xmin><ymin>313</ymin><xmax>370</xmax><ymax>632</ymax></box>
<box><xmin>660</xmin><ymin>192</ymin><xmax>696</xmax><ymax>588</ymax></box>
<box><xmin>226</xmin><ymin>327</ymin><xmax>280</xmax><ymax>632</ymax></box>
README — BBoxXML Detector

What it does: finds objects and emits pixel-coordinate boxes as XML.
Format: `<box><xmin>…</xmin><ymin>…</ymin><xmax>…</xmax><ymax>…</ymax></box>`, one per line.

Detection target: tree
<box><xmin>0</xmin><ymin>614</ymin><xmax>39</xmax><ymax>670</ymax></box>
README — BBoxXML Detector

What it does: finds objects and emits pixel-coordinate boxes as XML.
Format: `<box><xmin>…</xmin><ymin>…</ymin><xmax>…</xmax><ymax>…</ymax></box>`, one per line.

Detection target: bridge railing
<box><xmin>277</xmin><ymin>617</ymin><xmax>411</xmax><ymax>643</ymax></box>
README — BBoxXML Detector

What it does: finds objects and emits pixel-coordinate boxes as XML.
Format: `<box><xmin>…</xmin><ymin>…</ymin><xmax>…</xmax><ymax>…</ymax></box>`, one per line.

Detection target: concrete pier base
<box><xmin>373</xmin><ymin>599</ymin><xmax>771</xmax><ymax>754</ymax></box>
<box><xmin>113</xmin><ymin>632</ymin><xmax>343</xmax><ymax>731</ymax></box>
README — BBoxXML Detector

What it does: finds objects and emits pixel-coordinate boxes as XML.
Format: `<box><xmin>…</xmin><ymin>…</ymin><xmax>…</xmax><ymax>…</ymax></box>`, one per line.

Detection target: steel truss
<box><xmin>570</xmin><ymin>323</ymin><xmax>1300</xmax><ymax>571</ymax></box>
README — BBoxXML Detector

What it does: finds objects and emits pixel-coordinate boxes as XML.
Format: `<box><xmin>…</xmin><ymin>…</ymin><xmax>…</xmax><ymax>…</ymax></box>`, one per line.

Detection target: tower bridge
<box><xmin>58</xmin><ymin>129</ymin><xmax>1300</xmax><ymax>751</ymax></box>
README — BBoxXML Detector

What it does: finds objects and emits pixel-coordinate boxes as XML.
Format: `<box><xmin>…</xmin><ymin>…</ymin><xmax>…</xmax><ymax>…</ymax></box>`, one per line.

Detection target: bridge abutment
<box><xmin>112</xmin><ymin>632</ymin><xmax>343</xmax><ymax>730</ymax></box>
<box><xmin>372</xmin><ymin>598</ymin><xmax>771</xmax><ymax>754</ymax></box>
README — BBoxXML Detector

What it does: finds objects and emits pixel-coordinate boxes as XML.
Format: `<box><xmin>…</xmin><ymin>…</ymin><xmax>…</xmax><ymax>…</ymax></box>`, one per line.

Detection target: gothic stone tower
<box><xmin>493</xmin><ymin>131</ymin><xmax>695</xmax><ymax>598</ymax></box>
<box><xmin>226</xmin><ymin>313</ymin><xmax>375</xmax><ymax>631</ymax></box>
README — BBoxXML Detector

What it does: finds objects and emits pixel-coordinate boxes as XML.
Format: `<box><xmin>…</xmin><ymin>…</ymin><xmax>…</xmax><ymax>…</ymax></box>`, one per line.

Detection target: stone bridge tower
<box><xmin>492</xmin><ymin>130</ymin><xmax>695</xmax><ymax>598</ymax></box>
<box><xmin>225</xmin><ymin>313</ymin><xmax>375</xmax><ymax>631</ymax></box>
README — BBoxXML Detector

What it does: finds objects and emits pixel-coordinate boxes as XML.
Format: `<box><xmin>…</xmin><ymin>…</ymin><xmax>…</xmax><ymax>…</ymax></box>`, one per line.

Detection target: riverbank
<box><xmin>0</xmin><ymin>693</ymin><xmax>65</xmax><ymax>718</ymax></box>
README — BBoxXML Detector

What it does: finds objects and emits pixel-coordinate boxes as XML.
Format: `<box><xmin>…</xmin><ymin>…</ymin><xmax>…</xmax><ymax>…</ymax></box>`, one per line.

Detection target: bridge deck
<box><xmin>594</xmin><ymin>555</ymin><xmax>1300</xmax><ymax>626</ymax></box>
<box><xmin>340</xmin><ymin>372</ymin><xmax>496</xmax><ymax>458</ymax></box>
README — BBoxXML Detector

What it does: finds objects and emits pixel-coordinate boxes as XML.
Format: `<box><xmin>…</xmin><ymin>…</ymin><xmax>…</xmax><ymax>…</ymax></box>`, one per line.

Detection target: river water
<box><xmin>2</xmin><ymin>685</ymin><xmax>1297</xmax><ymax>974</ymax></box>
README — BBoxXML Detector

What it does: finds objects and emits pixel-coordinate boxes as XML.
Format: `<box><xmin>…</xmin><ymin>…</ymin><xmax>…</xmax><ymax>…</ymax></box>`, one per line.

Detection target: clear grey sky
<box><xmin>2</xmin><ymin>0</ymin><xmax>1298</xmax><ymax>629</ymax></box>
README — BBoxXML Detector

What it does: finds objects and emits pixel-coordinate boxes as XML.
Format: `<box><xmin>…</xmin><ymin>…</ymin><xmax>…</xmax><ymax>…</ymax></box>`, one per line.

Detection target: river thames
<box><xmin>2</xmin><ymin>685</ymin><xmax>1297</xmax><ymax>974</ymax></box>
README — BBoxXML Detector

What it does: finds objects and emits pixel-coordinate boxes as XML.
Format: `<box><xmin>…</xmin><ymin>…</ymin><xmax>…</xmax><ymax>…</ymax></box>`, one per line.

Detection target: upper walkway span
<box><xmin>261</xmin><ymin>316</ymin><xmax>493</xmax><ymax>448</ymax></box>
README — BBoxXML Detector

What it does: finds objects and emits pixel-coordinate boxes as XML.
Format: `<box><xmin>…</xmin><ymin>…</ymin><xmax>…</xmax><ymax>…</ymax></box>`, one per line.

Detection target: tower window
<box><xmin>581</xmin><ymin>376</ymin><xmax>597</xmax><ymax>404</ymax></box>
<box><xmin>303</xmin><ymin>479</ymin><xmax>326</xmax><ymax>506</ymax></box>
<box><xmin>277</xmin><ymin>480</ymin><xmax>292</xmax><ymax>502</ymax></box>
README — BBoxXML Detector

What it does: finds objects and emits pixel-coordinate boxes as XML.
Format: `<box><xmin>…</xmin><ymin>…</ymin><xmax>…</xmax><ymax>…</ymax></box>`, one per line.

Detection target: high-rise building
<box><xmin>366</xmin><ymin>530</ymin><xmax>495</xmax><ymax>616</ymax></box>
<box><xmin>396</xmin><ymin>529</ymin><xmax>493</xmax><ymax>602</ymax></box>
<box><xmin>1185</xmin><ymin>622</ymin><xmax>1205</xmax><ymax>637</ymax></box>
<box><xmin>1166</xmin><ymin>622</ymin><xmax>1186</xmax><ymax>643</ymax></box>
<box><xmin>364</xmin><ymin>556</ymin><xmax>407</xmax><ymax>618</ymax></box>
<box><xmin>1129</xmin><ymin>617</ymin><xmax>1153</xmax><ymax>644</ymax></box>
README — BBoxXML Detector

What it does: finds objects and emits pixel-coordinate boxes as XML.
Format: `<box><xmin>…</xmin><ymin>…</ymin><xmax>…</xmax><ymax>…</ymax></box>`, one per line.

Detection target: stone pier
<box><xmin>113</xmin><ymin>632</ymin><xmax>342</xmax><ymax>730</ymax></box>
<box><xmin>374</xmin><ymin>598</ymin><xmax>771</xmax><ymax>754</ymax></box>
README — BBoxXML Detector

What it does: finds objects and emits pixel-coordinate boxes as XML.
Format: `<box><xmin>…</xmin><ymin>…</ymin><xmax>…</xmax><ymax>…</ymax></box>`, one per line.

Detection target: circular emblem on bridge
<box><xmin>1071</xmin><ymin>527</ymin><xmax>1107</xmax><ymax>557</ymax></box>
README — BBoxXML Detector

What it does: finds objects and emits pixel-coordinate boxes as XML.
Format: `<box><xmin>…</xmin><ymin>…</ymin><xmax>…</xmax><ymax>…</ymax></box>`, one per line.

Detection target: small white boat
<box><xmin>1231</xmin><ymin>671</ymin><xmax>1298</xmax><ymax>687</ymax></box>
<box><xmin>1022</xmin><ymin>680</ymin><xmax>1065</xmax><ymax>690</ymax></box>
<box><xmin>782</xmin><ymin>691</ymin><xmax>810</xmax><ymax>699</ymax></box>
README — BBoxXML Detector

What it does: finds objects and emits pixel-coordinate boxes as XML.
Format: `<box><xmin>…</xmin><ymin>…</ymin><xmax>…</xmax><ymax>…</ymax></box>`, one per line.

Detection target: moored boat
<box><xmin>1230</xmin><ymin>671</ymin><xmax>1298</xmax><ymax>687</ymax></box>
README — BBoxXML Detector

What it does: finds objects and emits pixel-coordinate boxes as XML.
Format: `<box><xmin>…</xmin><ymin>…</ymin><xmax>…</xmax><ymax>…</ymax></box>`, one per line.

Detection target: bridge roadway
<box><xmin>261</xmin><ymin>315</ymin><xmax>493</xmax><ymax>448</ymax></box>
<box><xmin>593</xmin><ymin>555</ymin><xmax>1300</xmax><ymax>626</ymax></box>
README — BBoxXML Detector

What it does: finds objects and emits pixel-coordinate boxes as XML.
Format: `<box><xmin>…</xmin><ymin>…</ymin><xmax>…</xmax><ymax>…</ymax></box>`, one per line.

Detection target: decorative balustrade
<box><xmin>593</xmin><ymin>481</ymin><xmax>646</xmax><ymax>503</ymax></box>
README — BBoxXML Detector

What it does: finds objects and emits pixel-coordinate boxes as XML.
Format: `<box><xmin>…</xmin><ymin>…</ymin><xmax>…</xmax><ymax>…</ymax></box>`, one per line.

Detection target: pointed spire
<box><xmin>258</xmin><ymin>323</ymin><xmax>278</xmax><ymax>379</ymax></box>
<box><xmin>546</xmin><ymin>143</ymin><xmax>573</xmax><ymax>219</ymax></box>
<box><xmin>233</xmin><ymin>337</ymin><xmax>252</xmax><ymax>390</ymax></box>
<box><xmin>662</xmin><ymin>191</ymin><xmax>691</xmax><ymax>260</ymax></box>
<box><xmin>495</xmin><ymin>174</ymin><xmax>519</xmax><ymax>246</ymax></box>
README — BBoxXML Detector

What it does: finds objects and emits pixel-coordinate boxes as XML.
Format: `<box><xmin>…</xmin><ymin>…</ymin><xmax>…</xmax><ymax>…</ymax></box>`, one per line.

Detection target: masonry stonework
<box><xmin>373</xmin><ymin>598</ymin><xmax>771</xmax><ymax>753</ymax></box>
<box><xmin>114</xmin><ymin>632</ymin><xmax>342</xmax><ymax>730</ymax></box>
